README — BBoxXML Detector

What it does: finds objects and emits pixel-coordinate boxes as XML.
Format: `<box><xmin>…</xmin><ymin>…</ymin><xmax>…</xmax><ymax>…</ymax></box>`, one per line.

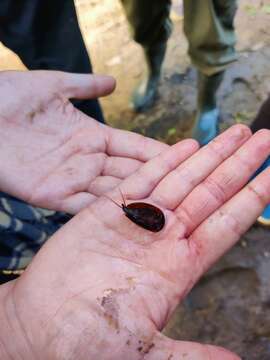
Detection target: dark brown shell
<box><xmin>122</xmin><ymin>202</ymin><xmax>165</xmax><ymax>232</ymax></box>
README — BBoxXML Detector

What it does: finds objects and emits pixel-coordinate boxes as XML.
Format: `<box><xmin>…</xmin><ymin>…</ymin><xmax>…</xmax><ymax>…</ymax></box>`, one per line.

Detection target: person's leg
<box><xmin>0</xmin><ymin>0</ymin><xmax>104</xmax><ymax>122</ymax></box>
<box><xmin>250</xmin><ymin>96</ymin><xmax>270</xmax><ymax>226</ymax></box>
<box><xmin>184</xmin><ymin>0</ymin><xmax>238</xmax><ymax>145</ymax></box>
<box><xmin>121</xmin><ymin>0</ymin><xmax>172</xmax><ymax>112</ymax></box>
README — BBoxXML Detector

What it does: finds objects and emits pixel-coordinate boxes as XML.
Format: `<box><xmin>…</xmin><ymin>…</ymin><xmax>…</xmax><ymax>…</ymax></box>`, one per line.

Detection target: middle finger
<box><xmin>151</xmin><ymin>124</ymin><xmax>251</xmax><ymax>209</ymax></box>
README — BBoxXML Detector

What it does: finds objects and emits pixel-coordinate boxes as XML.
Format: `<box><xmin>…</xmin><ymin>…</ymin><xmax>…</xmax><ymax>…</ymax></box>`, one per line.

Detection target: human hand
<box><xmin>1</xmin><ymin>125</ymin><xmax>269</xmax><ymax>360</ymax></box>
<box><xmin>0</xmin><ymin>70</ymin><xmax>167</xmax><ymax>213</ymax></box>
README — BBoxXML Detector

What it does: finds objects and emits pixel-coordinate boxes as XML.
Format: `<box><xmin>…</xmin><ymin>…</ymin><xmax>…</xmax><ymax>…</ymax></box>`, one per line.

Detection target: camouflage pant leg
<box><xmin>0</xmin><ymin>192</ymin><xmax>71</xmax><ymax>279</ymax></box>
<box><xmin>120</xmin><ymin>0</ymin><xmax>172</xmax><ymax>48</ymax></box>
<box><xmin>183</xmin><ymin>0</ymin><xmax>238</xmax><ymax>75</ymax></box>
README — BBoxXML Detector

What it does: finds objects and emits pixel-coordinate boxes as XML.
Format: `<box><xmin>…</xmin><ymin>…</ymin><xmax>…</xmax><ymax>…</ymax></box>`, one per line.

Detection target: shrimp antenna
<box><xmin>119</xmin><ymin>188</ymin><xmax>126</xmax><ymax>206</ymax></box>
<box><xmin>104</xmin><ymin>195</ymin><xmax>122</xmax><ymax>209</ymax></box>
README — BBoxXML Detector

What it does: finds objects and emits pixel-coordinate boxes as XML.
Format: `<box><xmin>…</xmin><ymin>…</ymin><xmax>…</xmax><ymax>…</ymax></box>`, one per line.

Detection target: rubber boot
<box><xmin>132</xmin><ymin>42</ymin><xmax>167</xmax><ymax>112</ymax></box>
<box><xmin>192</xmin><ymin>71</ymin><xmax>224</xmax><ymax>146</ymax></box>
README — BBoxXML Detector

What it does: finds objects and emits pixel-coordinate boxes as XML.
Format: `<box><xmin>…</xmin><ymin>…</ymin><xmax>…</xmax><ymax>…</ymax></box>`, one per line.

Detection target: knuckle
<box><xmin>247</xmin><ymin>183</ymin><xmax>269</xmax><ymax>207</ymax></box>
<box><xmin>202</xmin><ymin>177</ymin><xmax>227</xmax><ymax>204</ymax></box>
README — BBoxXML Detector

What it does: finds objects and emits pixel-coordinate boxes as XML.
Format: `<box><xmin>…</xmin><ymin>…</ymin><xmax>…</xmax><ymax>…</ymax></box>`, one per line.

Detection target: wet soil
<box><xmin>0</xmin><ymin>0</ymin><xmax>269</xmax><ymax>358</ymax></box>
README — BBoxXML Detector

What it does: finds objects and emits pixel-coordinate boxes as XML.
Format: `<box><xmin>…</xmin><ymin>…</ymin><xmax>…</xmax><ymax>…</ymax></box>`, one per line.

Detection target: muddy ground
<box><xmin>0</xmin><ymin>1</ymin><xmax>270</xmax><ymax>358</ymax></box>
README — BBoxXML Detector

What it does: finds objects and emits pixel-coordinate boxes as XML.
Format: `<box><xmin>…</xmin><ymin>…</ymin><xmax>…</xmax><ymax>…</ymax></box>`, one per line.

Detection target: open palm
<box><xmin>4</xmin><ymin>125</ymin><xmax>270</xmax><ymax>360</ymax></box>
<box><xmin>0</xmin><ymin>70</ymin><xmax>167</xmax><ymax>214</ymax></box>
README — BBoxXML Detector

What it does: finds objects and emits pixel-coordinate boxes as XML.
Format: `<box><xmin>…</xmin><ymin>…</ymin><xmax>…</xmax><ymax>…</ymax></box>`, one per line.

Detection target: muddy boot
<box><xmin>132</xmin><ymin>42</ymin><xmax>167</xmax><ymax>112</ymax></box>
<box><xmin>192</xmin><ymin>71</ymin><xmax>224</xmax><ymax>146</ymax></box>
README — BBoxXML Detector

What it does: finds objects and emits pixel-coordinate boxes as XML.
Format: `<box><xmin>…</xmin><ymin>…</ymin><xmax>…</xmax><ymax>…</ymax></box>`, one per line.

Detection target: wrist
<box><xmin>0</xmin><ymin>281</ymin><xmax>35</xmax><ymax>360</ymax></box>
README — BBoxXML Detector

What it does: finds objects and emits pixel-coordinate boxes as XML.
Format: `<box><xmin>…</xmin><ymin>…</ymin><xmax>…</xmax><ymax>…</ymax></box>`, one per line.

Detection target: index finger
<box><xmin>58</xmin><ymin>72</ymin><xmax>116</xmax><ymax>99</ymax></box>
<box><xmin>105</xmin><ymin>126</ymin><xmax>169</xmax><ymax>161</ymax></box>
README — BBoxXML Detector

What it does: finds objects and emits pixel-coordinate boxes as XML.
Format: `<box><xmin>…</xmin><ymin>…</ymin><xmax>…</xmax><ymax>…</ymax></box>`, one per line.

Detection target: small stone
<box><xmin>241</xmin><ymin>240</ymin><xmax>247</xmax><ymax>248</ymax></box>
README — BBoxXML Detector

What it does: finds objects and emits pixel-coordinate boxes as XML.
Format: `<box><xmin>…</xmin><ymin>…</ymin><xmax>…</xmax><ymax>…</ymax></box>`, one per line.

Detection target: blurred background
<box><xmin>1</xmin><ymin>0</ymin><xmax>269</xmax><ymax>358</ymax></box>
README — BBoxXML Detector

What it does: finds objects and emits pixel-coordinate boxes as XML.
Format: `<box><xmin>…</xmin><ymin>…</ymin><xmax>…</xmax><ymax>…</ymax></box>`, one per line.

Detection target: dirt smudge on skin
<box><xmin>99</xmin><ymin>286</ymin><xmax>136</xmax><ymax>332</ymax></box>
<box><xmin>100</xmin><ymin>293</ymin><xmax>120</xmax><ymax>331</ymax></box>
<box><xmin>137</xmin><ymin>339</ymin><xmax>155</xmax><ymax>354</ymax></box>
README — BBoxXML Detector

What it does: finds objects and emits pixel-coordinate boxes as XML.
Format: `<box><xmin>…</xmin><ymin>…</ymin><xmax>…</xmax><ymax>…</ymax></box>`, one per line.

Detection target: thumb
<box><xmin>57</xmin><ymin>72</ymin><xmax>116</xmax><ymax>99</ymax></box>
<box><xmin>143</xmin><ymin>333</ymin><xmax>241</xmax><ymax>360</ymax></box>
